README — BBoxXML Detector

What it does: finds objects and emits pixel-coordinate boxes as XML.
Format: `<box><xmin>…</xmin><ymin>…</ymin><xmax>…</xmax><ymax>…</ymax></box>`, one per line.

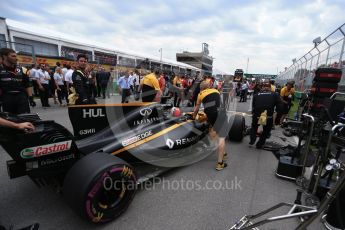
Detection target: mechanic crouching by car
<box><xmin>72</xmin><ymin>54</ymin><xmax>96</xmax><ymax>105</ymax></box>
<box><xmin>249</xmin><ymin>81</ymin><xmax>280</xmax><ymax>149</ymax></box>
<box><xmin>193</xmin><ymin>81</ymin><xmax>230</xmax><ymax>171</ymax></box>
<box><xmin>0</xmin><ymin>48</ymin><xmax>35</xmax><ymax>114</ymax></box>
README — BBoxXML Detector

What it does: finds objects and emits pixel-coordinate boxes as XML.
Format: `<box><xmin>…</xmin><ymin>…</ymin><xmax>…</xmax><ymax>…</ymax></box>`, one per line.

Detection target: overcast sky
<box><xmin>1</xmin><ymin>0</ymin><xmax>345</xmax><ymax>74</ymax></box>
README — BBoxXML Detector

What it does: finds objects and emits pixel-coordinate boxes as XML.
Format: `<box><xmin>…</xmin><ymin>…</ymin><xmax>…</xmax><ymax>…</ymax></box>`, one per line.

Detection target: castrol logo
<box><xmin>20</xmin><ymin>140</ymin><xmax>72</xmax><ymax>159</ymax></box>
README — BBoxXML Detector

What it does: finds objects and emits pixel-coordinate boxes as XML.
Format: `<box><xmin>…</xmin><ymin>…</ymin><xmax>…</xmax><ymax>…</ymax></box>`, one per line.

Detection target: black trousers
<box><xmin>250</xmin><ymin>115</ymin><xmax>273</xmax><ymax>147</ymax></box>
<box><xmin>39</xmin><ymin>84</ymin><xmax>50</xmax><ymax>107</ymax></box>
<box><xmin>57</xmin><ymin>85</ymin><xmax>67</xmax><ymax>104</ymax></box>
<box><xmin>222</xmin><ymin>93</ymin><xmax>229</xmax><ymax>109</ymax></box>
<box><xmin>239</xmin><ymin>89</ymin><xmax>247</xmax><ymax>102</ymax></box>
<box><xmin>97</xmin><ymin>82</ymin><xmax>102</xmax><ymax>97</ymax></box>
<box><xmin>121</xmin><ymin>89</ymin><xmax>130</xmax><ymax>103</ymax></box>
<box><xmin>101</xmin><ymin>84</ymin><xmax>109</xmax><ymax>99</ymax></box>
<box><xmin>89</xmin><ymin>84</ymin><xmax>97</xmax><ymax>99</ymax></box>
<box><xmin>141</xmin><ymin>85</ymin><xmax>156</xmax><ymax>102</ymax></box>
<box><xmin>2</xmin><ymin>92</ymin><xmax>30</xmax><ymax>114</ymax></box>
<box><xmin>173</xmin><ymin>92</ymin><xmax>181</xmax><ymax>107</ymax></box>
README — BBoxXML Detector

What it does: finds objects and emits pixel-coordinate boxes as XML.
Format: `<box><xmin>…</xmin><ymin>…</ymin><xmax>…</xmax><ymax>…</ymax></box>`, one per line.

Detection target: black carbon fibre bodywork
<box><xmin>0</xmin><ymin>103</ymin><xmax>215</xmax><ymax>183</ymax></box>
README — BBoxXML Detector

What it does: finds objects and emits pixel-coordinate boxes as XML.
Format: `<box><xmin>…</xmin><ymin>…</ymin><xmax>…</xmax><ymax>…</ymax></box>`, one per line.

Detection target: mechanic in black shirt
<box><xmin>193</xmin><ymin>81</ymin><xmax>230</xmax><ymax>171</ymax></box>
<box><xmin>249</xmin><ymin>81</ymin><xmax>280</xmax><ymax>148</ymax></box>
<box><xmin>72</xmin><ymin>54</ymin><xmax>96</xmax><ymax>105</ymax></box>
<box><xmin>0</xmin><ymin>48</ymin><xmax>35</xmax><ymax>114</ymax></box>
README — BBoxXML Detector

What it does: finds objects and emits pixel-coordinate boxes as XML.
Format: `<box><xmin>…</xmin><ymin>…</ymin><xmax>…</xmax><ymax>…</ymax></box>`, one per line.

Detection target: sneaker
<box><xmin>216</xmin><ymin>161</ymin><xmax>227</xmax><ymax>171</ymax></box>
<box><xmin>223</xmin><ymin>153</ymin><xmax>228</xmax><ymax>161</ymax></box>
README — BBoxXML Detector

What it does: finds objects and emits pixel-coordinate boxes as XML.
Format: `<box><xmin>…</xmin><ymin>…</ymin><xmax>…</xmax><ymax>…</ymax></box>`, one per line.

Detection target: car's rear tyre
<box><xmin>228</xmin><ymin>114</ymin><xmax>245</xmax><ymax>142</ymax></box>
<box><xmin>63</xmin><ymin>152</ymin><xmax>137</xmax><ymax>223</ymax></box>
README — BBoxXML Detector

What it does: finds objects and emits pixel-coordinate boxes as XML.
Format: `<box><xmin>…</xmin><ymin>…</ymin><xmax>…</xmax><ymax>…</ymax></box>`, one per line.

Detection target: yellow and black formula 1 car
<box><xmin>0</xmin><ymin>102</ymin><xmax>245</xmax><ymax>223</ymax></box>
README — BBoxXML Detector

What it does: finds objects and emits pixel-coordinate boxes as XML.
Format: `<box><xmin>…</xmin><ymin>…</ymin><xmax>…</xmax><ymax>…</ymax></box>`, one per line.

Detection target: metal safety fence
<box><xmin>276</xmin><ymin>23</ymin><xmax>345</xmax><ymax>92</ymax></box>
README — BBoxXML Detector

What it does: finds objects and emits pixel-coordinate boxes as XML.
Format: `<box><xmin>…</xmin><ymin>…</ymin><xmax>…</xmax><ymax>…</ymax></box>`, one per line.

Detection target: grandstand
<box><xmin>0</xmin><ymin>17</ymin><xmax>201</xmax><ymax>77</ymax></box>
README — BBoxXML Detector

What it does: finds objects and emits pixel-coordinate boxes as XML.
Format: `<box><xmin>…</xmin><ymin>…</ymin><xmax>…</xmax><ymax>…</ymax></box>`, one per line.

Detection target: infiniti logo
<box><xmin>140</xmin><ymin>108</ymin><xmax>152</xmax><ymax>116</ymax></box>
<box><xmin>166</xmin><ymin>139</ymin><xmax>174</xmax><ymax>149</ymax></box>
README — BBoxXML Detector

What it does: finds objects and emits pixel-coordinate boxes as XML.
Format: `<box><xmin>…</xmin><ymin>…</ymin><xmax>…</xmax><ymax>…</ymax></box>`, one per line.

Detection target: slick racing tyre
<box><xmin>63</xmin><ymin>152</ymin><xmax>137</xmax><ymax>223</ymax></box>
<box><xmin>228</xmin><ymin>114</ymin><xmax>245</xmax><ymax>142</ymax></box>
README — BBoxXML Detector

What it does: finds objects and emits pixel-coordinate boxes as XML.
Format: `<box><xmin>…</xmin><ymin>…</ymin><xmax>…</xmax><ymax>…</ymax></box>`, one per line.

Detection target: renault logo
<box><xmin>140</xmin><ymin>108</ymin><xmax>152</xmax><ymax>116</ymax></box>
<box><xmin>166</xmin><ymin>139</ymin><xmax>174</xmax><ymax>149</ymax></box>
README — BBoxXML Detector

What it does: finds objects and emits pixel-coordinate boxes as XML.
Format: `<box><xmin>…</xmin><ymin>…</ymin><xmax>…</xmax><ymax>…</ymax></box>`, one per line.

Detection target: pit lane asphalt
<box><xmin>0</xmin><ymin>95</ymin><xmax>324</xmax><ymax>230</ymax></box>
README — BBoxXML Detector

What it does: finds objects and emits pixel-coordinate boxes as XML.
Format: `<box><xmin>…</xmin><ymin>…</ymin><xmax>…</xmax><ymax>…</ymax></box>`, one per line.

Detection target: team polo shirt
<box><xmin>280</xmin><ymin>86</ymin><xmax>295</xmax><ymax>97</ymax></box>
<box><xmin>196</xmin><ymin>88</ymin><xmax>220</xmax><ymax>114</ymax></box>
<box><xmin>141</xmin><ymin>73</ymin><xmax>160</xmax><ymax>90</ymax></box>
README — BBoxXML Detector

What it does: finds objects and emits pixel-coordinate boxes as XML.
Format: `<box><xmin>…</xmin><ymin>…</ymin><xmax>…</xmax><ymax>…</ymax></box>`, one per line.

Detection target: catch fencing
<box><xmin>276</xmin><ymin>23</ymin><xmax>345</xmax><ymax>92</ymax></box>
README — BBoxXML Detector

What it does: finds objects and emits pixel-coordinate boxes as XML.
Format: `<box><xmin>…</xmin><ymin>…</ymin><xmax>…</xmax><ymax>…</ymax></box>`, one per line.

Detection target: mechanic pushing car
<box><xmin>0</xmin><ymin>48</ymin><xmax>35</xmax><ymax>114</ymax></box>
<box><xmin>192</xmin><ymin>81</ymin><xmax>229</xmax><ymax>171</ymax></box>
<box><xmin>72</xmin><ymin>54</ymin><xmax>96</xmax><ymax>105</ymax></box>
<box><xmin>139</xmin><ymin>68</ymin><xmax>162</xmax><ymax>102</ymax></box>
<box><xmin>249</xmin><ymin>81</ymin><xmax>280</xmax><ymax>149</ymax></box>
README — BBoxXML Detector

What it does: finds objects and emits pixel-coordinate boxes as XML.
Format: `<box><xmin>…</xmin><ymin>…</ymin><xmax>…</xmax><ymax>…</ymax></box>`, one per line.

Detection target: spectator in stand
<box><xmin>54</xmin><ymin>67</ymin><xmax>67</xmax><ymax>106</ymax></box>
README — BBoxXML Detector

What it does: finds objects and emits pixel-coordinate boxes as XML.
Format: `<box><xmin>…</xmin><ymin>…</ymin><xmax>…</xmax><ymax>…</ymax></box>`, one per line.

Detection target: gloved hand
<box><xmin>29</xmin><ymin>96</ymin><xmax>36</xmax><ymax>107</ymax></box>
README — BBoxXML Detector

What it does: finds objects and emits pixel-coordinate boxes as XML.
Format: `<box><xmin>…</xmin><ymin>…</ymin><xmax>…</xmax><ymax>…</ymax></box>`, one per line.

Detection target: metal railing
<box><xmin>276</xmin><ymin>23</ymin><xmax>345</xmax><ymax>92</ymax></box>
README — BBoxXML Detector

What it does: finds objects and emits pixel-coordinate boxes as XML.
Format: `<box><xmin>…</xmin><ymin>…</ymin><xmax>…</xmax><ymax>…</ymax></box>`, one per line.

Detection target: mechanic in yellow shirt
<box><xmin>277</xmin><ymin>81</ymin><xmax>295</xmax><ymax>124</ymax></box>
<box><xmin>139</xmin><ymin>69</ymin><xmax>161</xmax><ymax>102</ymax></box>
<box><xmin>193</xmin><ymin>81</ymin><xmax>229</xmax><ymax>171</ymax></box>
